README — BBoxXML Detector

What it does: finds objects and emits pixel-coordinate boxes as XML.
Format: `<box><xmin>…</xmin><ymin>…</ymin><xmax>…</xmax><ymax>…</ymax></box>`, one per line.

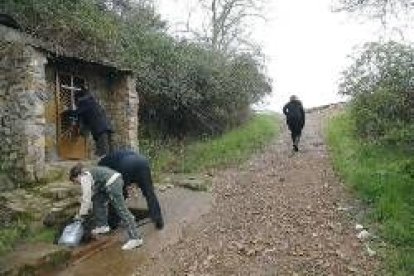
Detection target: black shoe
<box><xmin>154</xmin><ymin>218</ymin><xmax>164</xmax><ymax>230</ymax></box>
<box><xmin>293</xmin><ymin>145</ymin><xmax>299</xmax><ymax>152</ymax></box>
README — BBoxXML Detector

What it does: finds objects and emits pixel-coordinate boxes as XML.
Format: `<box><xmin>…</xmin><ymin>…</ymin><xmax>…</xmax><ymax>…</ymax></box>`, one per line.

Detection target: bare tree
<box><xmin>333</xmin><ymin>0</ymin><xmax>414</xmax><ymax>25</ymax></box>
<box><xmin>98</xmin><ymin>0</ymin><xmax>156</xmax><ymax>16</ymax></box>
<box><xmin>198</xmin><ymin>0</ymin><xmax>267</xmax><ymax>53</ymax></box>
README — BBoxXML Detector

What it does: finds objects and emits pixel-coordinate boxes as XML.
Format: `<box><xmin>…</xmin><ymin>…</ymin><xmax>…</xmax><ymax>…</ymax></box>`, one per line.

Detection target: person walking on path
<box><xmin>74</xmin><ymin>85</ymin><xmax>113</xmax><ymax>156</ymax></box>
<box><xmin>98</xmin><ymin>150</ymin><xmax>164</xmax><ymax>230</ymax></box>
<box><xmin>69</xmin><ymin>163</ymin><xmax>143</xmax><ymax>250</ymax></box>
<box><xmin>283</xmin><ymin>95</ymin><xmax>305</xmax><ymax>152</ymax></box>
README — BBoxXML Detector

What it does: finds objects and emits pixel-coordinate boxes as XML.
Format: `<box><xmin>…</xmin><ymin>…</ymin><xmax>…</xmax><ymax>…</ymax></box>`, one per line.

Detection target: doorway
<box><xmin>56</xmin><ymin>73</ymin><xmax>88</xmax><ymax>160</ymax></box>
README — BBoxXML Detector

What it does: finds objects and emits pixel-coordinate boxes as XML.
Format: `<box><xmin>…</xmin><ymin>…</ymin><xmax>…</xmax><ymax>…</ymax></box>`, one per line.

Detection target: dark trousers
<box><xmin>132</xmin><ymin>164</ymin><xmax>163</xmax><ymax>225</ymax></box>
<box><xmin>94</xmin><ymin>132</ymin><xmax>113</xmax><ymax>156</ymax></box>
<box><xmin>290</xmin><ymin>129</ymin><xmax>302</xmax><ymax>146</ymax></box>
<box><xmin>287</xmin><ymin>119</ymin><xmax>303</xmax><ymax>148</ymax></box>
<box><xmin>104</xmin><ymin>155</ymin><xmax>163</xmax><ymax>229</ymax></box>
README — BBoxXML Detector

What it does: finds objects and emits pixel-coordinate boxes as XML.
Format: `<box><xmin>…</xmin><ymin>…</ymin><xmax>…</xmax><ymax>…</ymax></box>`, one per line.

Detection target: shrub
<box><xmin>339</xmin><ymin>41</ymin><xmax>414</xmax><ymax>146</ymax></box>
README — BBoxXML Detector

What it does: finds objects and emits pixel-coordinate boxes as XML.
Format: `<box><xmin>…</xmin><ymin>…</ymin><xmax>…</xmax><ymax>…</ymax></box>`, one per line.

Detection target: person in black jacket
<box><xmin>98</xmin><ymin>150</ymin><xmax>164</xmax><ymax>230</ymax></box>
<box><xmin>74</xmin><ymin>86</ymin><xmax>113</xmax><ymax>156</ymax></box>
<box><xmin>283</xmin><ymin>95</ymin><xmax>305</xmax><ymax>152</ymax></box>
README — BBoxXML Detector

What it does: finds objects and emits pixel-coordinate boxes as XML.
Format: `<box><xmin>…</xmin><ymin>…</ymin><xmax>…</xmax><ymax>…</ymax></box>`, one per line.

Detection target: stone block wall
<box><xmin>107</xmin><ymin>73</ymin><xmax>139</xmax><ymax>151</ymax></box>
<box><xmin>60</xmin><ymin>65</ymin><xmax>138</xmax><ymax>157</ymax></box>
<box><xmin>0</xmin><ymin>40</ymin><xmax>47</xmax><ymax>186</ymax></box>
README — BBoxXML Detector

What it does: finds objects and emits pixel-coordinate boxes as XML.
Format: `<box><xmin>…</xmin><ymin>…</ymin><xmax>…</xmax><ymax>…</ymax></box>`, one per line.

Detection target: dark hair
<box><xmin>69</xmin><ymin>163</ymin><xmax>84</xmax><ymax>181</ymax></box>
<box><xmin>74</xmin><ymin>84</ymin><xmax>89</xmax><ymax>102</ymax></box>
<box><xmin>79</xmin><ymin>83</ymin><xmax>89</xmax><ymax>93</ymax></box>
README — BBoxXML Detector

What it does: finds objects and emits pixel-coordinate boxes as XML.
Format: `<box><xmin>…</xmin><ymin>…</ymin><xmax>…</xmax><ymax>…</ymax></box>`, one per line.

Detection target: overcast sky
<box><xmin>155</xmin><ymin>0</ymin><xmax>408</xmax><ymax>111</ymax></box>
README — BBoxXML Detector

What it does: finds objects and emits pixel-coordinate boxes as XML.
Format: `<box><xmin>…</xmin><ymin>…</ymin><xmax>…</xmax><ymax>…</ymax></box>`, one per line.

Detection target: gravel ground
<box><xmin>134</xmin><ymin>107</ymin><xmax>379</xmax><ymax>276</ymax></box>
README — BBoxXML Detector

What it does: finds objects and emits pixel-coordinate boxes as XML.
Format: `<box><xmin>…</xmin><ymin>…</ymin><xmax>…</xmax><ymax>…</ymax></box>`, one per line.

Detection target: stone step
<box><xmin>158</xmin><ymin>173</ymin><xmax>212</xmax><ymax>192</ymax></box>
<box><xmin>43</xmin><ymin>198</ymin><xmax>80</xmax><ymax>227</ymax></box>
<box><xmin>0</xmin><ymin>242</ymin><xmax>71</xmax><ymax>276</ymax></box>
<box><xmin>44</xmin><ymin>160</ymin><xmax>97</xmax><ymax>182</ymax></box>
<box><xmin>0</xmin><ymin>189</ymin><xmax>53</xmax><ymax>220</ymax></box>
<box><xmin>0</xmin><ymin>173</ymin><xmax>14</xmax><ymax>192</ymax></box>
<box><xmin>37</xmin><ymin>182</ymin><xmax>81</xmax><ymax>201</ymax></box>
<box><xmin>51</xmin><ymin>197</ymin><xmax>79</xmax><ymax>209</ymax></box>
<box><xmin>1</xmin><ymin>186</ymin><xmax>80</xmax><ymax>227</ymax></box>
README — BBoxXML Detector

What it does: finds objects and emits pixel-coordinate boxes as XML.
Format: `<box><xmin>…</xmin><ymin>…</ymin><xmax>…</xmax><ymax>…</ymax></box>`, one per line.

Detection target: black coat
<box><xmin>98</xmin><ymin>150</ymin><xmax>150</xmax><ymax>187</ymax></box>
<box><xmin>75</xmin><ymin>95</ymin><xmax>112</xmax><ymax>139</ymax></box>
<box><xmin>283</xmin><ymin>100</ymin><xmax>305</xmax><ymax>132</ymax></box>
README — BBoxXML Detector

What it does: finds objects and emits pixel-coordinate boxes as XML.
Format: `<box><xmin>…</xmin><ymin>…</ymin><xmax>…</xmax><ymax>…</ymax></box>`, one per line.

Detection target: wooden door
<box><xmin>57</xmin><ymin>73</ymin><xmax>88</xmax><ymax>160</ymax></box>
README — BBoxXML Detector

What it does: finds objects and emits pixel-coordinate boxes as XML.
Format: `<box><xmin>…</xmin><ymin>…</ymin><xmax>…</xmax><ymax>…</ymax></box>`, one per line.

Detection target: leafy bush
<box><xmin>2</xmin><ymin>0</ymin><xmax>121</xmax><ymax>60</ymax></box>
<box><xmin>339</xmin><ymin>41</ymin><xmax>414</xmax><ymax>146</ymax></box>
<box><xmin>134</xmin><ymin>41</ymin><xmax>272</xmax><ymax>136</ymax></box>
<box><xmin>2</xmin><ymin>0</ymin><xmax>272</xmax><ymax>137</ymax></box>
<box><xmin>336</xmin><ymin>43</ymin><xmax>414</xmax><ymax>272</ymax></box>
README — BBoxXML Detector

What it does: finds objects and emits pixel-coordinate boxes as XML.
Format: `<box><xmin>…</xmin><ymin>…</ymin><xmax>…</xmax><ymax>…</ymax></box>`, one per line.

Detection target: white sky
<box><xmin>155</xmin><ymin>0</ymin><xmax>409</xmax><ymax>111</ymax></box>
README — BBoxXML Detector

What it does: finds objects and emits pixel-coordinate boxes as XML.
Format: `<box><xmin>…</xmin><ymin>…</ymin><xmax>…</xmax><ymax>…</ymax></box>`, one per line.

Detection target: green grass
<box><xmin>26</xmin><ymin>228</ymin><xmax>57</xmax><ymax>243</ymax></box>
<box><xmin>326</xmin><ymin>111</ymin><xmax>414</xmax><ymax>275</ymax></box>
<box><xmin>142</xmin><ymin>113</ymin><xmax>280</xmax><ymax>174</ymax></box>
<box><xmin>0</xmin><ymin>218</ymin><xmax>57</xmax><ymax>257</ymax></box>
<box><xmin>0</xmin><ymin>221</ymin><xmax>27</xmax><ymax>256</ymax></box>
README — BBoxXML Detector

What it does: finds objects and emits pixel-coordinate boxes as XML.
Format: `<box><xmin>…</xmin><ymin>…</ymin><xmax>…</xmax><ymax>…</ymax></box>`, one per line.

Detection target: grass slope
<box><xmin>144</xmin><ymin>113</ymin><xmax>280</xmax><ymax>174</ymax></box>
<box><xmin>327</xmin><ymin>112</ymin><xmax>414</xmax><ymax>275</ymax></box>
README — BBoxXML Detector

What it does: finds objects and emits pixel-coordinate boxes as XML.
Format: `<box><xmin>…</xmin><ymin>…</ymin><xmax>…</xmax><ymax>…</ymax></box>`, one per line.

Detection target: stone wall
<box><xmin>107</xmin><ymin>73</ymin><xmax>139</xmax><ymax>151</ymax></box>
<box><xmin>0</xmin><ymin>40</ymin><xmax>47</xmax><ymax>186</ymax></box>
<box><xmin>0</xmin><ymin>24</ymin><xmax>138</xmax><ymax>190</ymax></box>
<box><xmin>44</xmin><ymin>64</ymin><xmax>59</xmax><ymax>161</ymax></box>
<box><xmin>81</xmin><ymin>66</ymin><xmax>138</xmax><ymax>153</ymax></box>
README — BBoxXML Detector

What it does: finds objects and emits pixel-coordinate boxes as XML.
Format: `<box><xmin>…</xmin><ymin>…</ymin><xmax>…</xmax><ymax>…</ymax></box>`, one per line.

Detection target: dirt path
<box><xmin>134</xmin><ymin>107</ymin><xmax>378</xmax><ymax>275</ymax></box>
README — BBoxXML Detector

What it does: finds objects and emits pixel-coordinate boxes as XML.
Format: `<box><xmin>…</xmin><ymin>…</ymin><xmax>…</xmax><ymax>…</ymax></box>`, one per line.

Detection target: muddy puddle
<box><xmin>55</xmin><ymin>187</ymin><xmax>212</xmax><ymax>276</ymax></box>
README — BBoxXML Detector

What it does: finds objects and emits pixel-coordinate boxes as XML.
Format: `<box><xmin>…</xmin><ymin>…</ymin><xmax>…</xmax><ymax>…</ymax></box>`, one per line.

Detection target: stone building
<box><xmin>0</xmin><ymin>20</ymin><xmax>138</xmax><ymax>188</ymax></box>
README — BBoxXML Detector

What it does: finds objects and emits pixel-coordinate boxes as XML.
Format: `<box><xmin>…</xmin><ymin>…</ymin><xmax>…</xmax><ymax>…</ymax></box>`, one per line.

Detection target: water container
<box><xmin>57</xmin><ymin>220</ymin><xmax>84</xmax><ymax>247</ymax></box>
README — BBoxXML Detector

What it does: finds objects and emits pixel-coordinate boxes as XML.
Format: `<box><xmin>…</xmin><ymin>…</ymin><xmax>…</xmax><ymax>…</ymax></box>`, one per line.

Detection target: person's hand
<box><xmin>127</xmin><ymin>186</ymin><xmax>135</xmax><ymax>198</ymax></box>
<box><xmin>73</xmin><ymin>214</ymin><xmax>84</xmax><ymax>223</ymax></box>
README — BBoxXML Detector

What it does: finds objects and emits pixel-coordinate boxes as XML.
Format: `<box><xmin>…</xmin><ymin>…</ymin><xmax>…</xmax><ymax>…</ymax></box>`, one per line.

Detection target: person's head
<box><xmin>75</xmin><ymin>84</ymin><xmax>89</xmax><ymax>102</ymax></box>
<box><xmin>79</xmin><ymin>84</ymin><xmax>89</xmax><ymax>93</ymax></box>
<box><xmin>69</xmin><ymin>163</ymin><xmax>84</xmax><ymax>184</ymax></box>
<box><xmin>290</xmin><ymin>95</ymin><xmax>299</xmax><ymax>102</ymax></box>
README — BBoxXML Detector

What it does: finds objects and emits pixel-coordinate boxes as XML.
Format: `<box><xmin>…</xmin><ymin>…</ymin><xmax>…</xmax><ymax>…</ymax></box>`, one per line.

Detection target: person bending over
<box><xmin>69</xmin><ymin>163</ymin><xmax>142</xmax><ymax>250</ymax></box>
<box><xmin>98</xmin><ymin>150</ymin><xmax>164</xmax><ymax>229</ymax></box>
<box><xmin>74</xmin><ymin>86</ymin><xmax>113</xmax><ymax>156</ymax></box>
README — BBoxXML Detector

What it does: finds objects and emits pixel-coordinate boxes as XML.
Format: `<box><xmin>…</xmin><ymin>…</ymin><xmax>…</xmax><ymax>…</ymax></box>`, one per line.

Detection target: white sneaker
<box><xmin>91</xmin><ymin>226</ymin><xmax>110</xmax><ymax>235</ymax></box>
<box><xmin>121</xmin><ymin>238</ymin><xmax>143</xmax><ymax>250</ymax></box>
